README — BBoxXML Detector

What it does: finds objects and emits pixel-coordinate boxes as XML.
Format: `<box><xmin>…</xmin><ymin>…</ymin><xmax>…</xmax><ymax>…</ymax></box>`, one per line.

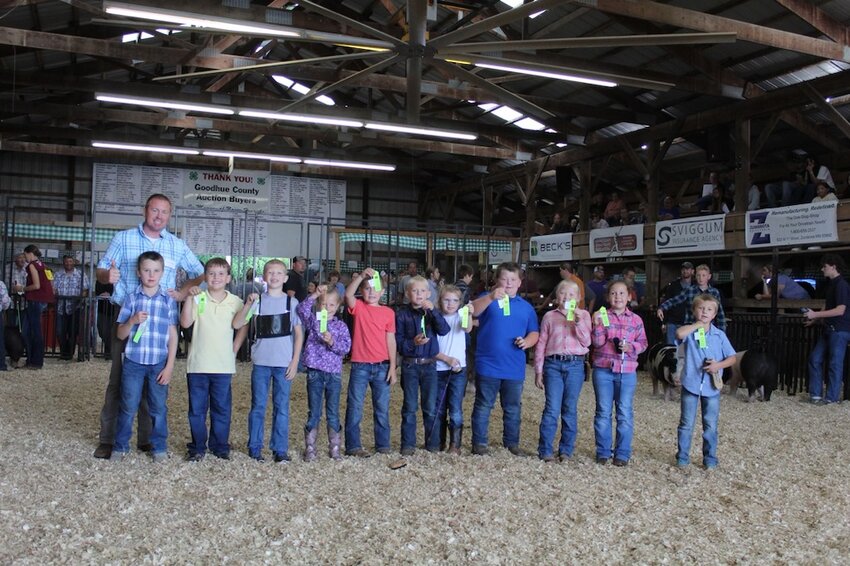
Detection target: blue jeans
<box><xmin>187</xmin><ymin>373</ymin><xmax>232</xmax><ymax>456</ymax></box>
<box><xmin>23</xmin><ymin>301</ymin><xmax>45</xmax><ymax>368</ymax></box>
<box><xmin>471</xmin><ymin>375</ymin><xmax>524</xmax><ymax>448</ymax></box>
<box><xmin>436</xmin><ymin>369</ymin><xmax>468</xmax><ymax>433</ymax></box>
<box><xmin>55</xmin><ymin>310</ymin><xmax>80</xmax><ymax>359</ymax></box>
<box><xmin>400</xmin><ymin>362</ymin><xmax>439</xmax><ymax>450</ymax></box>
<box><xmin>538</xmin><ymin>359</ymin><xmax>585</xmax><ymax>458</ymax></box>
<box><xmin>592</xmin><ymin>367</ymin><xmax>637</xmax><ymax>461</ymax></box>
<box><xmin>665</xmin><ymin>323</ymin><xmax>681</xmax><ymax>346</ymax></box>
<box><xmin>248</xmin><ymin>365</ymin><xmax>291</xmax><ymax>456</ymax></box>
<box><xmin>113</xmin><ymin>358</ymin><xmax>169</xmax><ymax>454</ymax></box>
<box><xmin>677</xmin><ymin>390</ymin><xmax>720</xmax><ymax>467</ymax></box>
<box><xmin>305</xmin><ymin>369</ymin><xmax>342</xmax><ymax>432</ymax></box>
<box><xmin>344</xmin><ymin>362</ymin><xmax>391</xmax><ymax>453</ymax></box>
<box><xmin>808</xmin><ymin>328</ymin><xmax>850</xmax><ymax>402</ymax></box>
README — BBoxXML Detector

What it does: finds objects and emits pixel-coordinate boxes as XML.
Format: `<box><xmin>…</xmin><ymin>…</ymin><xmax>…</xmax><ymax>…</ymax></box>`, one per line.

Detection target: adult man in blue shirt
<box><xmin>804</xmin><ymin>254</ymin><xmax>850</xmax><ymax>405</ymax></box>
<box><xmin>93</xmin><ymin>193</ymin><xmax>204</xmax><ymax>459</ymax></box>
<box><xmin>755</xmin><ymin>264</ymin><xmax>810</xmax><ymax>301</ymax></box>
<box><xmin>470</xmin><ymin>262</ymin><xmax>539</xmax><ymax>456</ymax></box>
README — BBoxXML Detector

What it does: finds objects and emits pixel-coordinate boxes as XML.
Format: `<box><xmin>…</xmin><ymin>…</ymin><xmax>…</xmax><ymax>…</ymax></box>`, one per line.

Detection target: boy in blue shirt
<box><xmin>396</xmin><ymin>275</ymin><xmax>449</xmax><ymax>455</ymax></box>
<box><xmin>675</xmin><ymin>294</ymin><xmax>736</xmax><ymax>470</ymax></box>
<box><xmin>470</xmin><ymin>262</ymin><xmax>539</xmax><ymax>456</ymax></box>
<box><xmin>111</xmin><ymin>251</ymin><xmax>179</xmax><ymax>463</ymax></box>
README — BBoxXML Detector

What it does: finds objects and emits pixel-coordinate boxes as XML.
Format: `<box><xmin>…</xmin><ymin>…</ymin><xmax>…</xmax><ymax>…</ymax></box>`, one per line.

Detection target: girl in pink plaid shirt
<box><xmin>534</xmin><ymin>280</ymin><xmax>591</xmax><ymax>462</ymax></box>
<box><xmin>591</xmin><ymin>280</ymin><xmax>647</xmax><ymax>467</ymax></box>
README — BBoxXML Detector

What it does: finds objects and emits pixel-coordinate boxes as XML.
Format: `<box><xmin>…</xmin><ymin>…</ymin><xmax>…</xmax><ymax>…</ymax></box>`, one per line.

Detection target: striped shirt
<box><xmin>658</xmin><ymin>284</ymin><xmax>726</xmax><ymax>331</ymax></box>
<box><xmin>591</xmin><ymin>308</ymin><xmax>648</xmax><ymax>374</ymax></box>
<box><xmin>118</xmin><ymin>285</ymin><xmax>177</xmax><ymax>366</ymax></box>
<box><xmin>534</xmin><ymin>307</ymin><xmax>592</xmax><ymax>375</ymax></box>
<box><xmin>53</xmin><ymin>269</ymin><xmax>90</xmax><ymax>314</ymax></box>
<box><xmin>97</xmin><ymin>223</ymin><xmax>204</xmax><ymax>307</ymax></box>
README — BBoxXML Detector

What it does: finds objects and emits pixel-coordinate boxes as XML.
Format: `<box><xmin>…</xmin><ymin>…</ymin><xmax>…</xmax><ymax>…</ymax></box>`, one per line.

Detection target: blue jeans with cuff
<box><xmin>592</xmin><ymin>367</ymin><xmax>636</xmax><ymax>461</ymax></box>
<box><xmin>113</xmin><ymin>358</ymin><xmax>169</xmax><ymax>455</ymax></box>
<box><xmin>471</xmin><ymin>375</ymin><xmax>524</xmax><ymax>448</ymax></box>
<box><xmin>677</xmin><ymin>389</ymin><xmax>720</xmax><ymax>468</ymax></box>
<box><xmin>248</xmin><ymin>365</ymin><xmax>291</xmax><ymax>456</ymax></box>
<box><xmin>538</xmin><ymin>358</ymin><xmax>585</xmax><ymax>458</ymax></box>
<box><xmin>187</xmin><ymin>373</ymin><xmax>232</xmax><ymax>456</ymax></box>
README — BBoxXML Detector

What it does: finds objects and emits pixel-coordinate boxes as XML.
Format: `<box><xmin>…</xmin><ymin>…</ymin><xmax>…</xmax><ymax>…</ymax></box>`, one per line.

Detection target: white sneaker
<box><xmin>151</xmin><ymin>452</ymin><xmax>167</xmax><ymax>463</ymax></box>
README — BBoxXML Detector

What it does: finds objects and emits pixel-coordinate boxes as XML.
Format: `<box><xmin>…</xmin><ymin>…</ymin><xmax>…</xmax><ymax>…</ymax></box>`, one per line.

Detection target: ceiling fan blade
<box><xmin>442</xmin><ymin>32</ymin><xmax>737</xmax><ymax>53</ymax></box>
<box><xmin>151</xmin><ymin>51</ymin><xmax>389</xmax><ymax>82</ymax></box>
<box><xmin>278</xmin><ymin>54</ymin><xmax>405</xmax><ymax>113</ymax></box>
<box><xmin>429</xmin><ymin>0</ymin><xmax>563</xmax><ymax>51</ymax></box>
<box><xmin>296</xmin><ymin>0</ymin><xmax>406</xmax><ymax>48</ymax></box>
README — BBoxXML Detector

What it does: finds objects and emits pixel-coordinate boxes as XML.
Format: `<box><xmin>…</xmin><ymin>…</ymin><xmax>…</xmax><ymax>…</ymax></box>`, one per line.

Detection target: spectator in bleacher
<box><xmin>548</xmin><ymin>212</ymin><xmax>569</xmax><ymax>234</ymax></box>
<box><xmin>755</xmin><ymin>265</ymin><xmax>810</xmax><ymax>301</ymax></box>
<box><xmin>590</xmin><ymin>211</ymin><xmax>609</xmax><ymax>229</ymax></box>
<box><xmin>53</xmin><ymin>255</ymin><xmax>90</xmax><ymax>360</ymax></box>
<box><xmin>811</xmin><ymin>180</ymin><xmax>837</xmax><ymax>203</ymax></box>
<box><xmin>631</xmin><ymin>203</ymin><xmax>648</xmax><ymax>224</ymax></box>
<box><xmin>658</xmin><ymin>196</ymin><xmax>680</xmax><ymax>220</ymax></box>
<box><xmin>801</xmin><ymin>157</ymin><xmax>834</xmax><ymax>204</ymax></box>
<box><xmin>610</xmin><ymin>208</ymin><xmax>631</xmax><ymax>227</ymax></box>
<box><xmin>604</xmin><ymin>192</ymin><xmax>627</xmax><ymax>225</ymax></box>
<box><xmin>747</xmin><ymin>181</ymin><xmax>762</xmax><ymax>211</ymax></box>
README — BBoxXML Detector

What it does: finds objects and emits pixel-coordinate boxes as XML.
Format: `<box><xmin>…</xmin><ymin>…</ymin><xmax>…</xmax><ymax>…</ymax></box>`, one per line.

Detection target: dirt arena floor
<box><xmin>1</xmin><ymin>358</ymin><xmax>848</xmax><ymax>564</ymax></box>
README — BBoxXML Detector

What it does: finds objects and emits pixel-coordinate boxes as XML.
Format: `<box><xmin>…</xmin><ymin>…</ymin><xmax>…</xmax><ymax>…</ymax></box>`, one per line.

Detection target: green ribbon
<box><xmin>599</xmin><ymin>307</ymin><xmax>609</xmax><ymax>327</ymax></box>
<box><xmin>371</xmin><ymin>272</ymin><xmax>382</xmax><ymax>292</ymax></box>
<box><xmin>245</xmin><ymin>301</ymin><xmax>258</xmax><ymax>322</ymax></box>
<box><xmin>318</xmin><ymin>309</ymin><xmax>328</xmax><ymax>333</ymax></box>
<box><xmin>697</xmin><ymin>327</ymin><xmax>707</xmax><ymax>349</ymax></box>
<box><xmin>195</xmin><ymin>291</ymin><xmax>207</xmax><ymax>315</ymax></box>
<box><xmin>499</xmin><ymin>296</ymin><xmax>510</xmax><ymax>316</ymax></box>
<box><xmin>420</xmin><ymin>315</ymin><xmax>426</xmax><ymax>335</ymax></box>
<box><xmin>132</xmin><ymin>318</ymin><xmax>148</xmax><ymax>344</ymax></box>
<box><xmin>459</xmin><ymin>306</ymin><xmax>469</xmax><ymax>328</ymax></box>
<box><xmin>566</xmin><ymin>299</ymin><xmax>576</xmax><ymax>321</ymax></box>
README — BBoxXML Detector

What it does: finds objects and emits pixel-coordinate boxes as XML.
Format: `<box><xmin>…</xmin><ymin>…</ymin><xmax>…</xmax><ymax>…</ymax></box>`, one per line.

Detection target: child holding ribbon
<box><xmin>395</xmin><ymin>276</ymin><xmax>450</xmax><ymax>455</ymax></box>
<box><xmin>111</xmin><ymin>251</ymin><xmax>178</xmax><ymax>463</ymax></box>
<box><xmin>180</xmin><ymin>258</ymin><xmax>247</xmax><ymax>462</ymax></box>
<box><xmin>434</xmin><ymin>284</ymin><xmax>474</xmax><ymax>454</ymax></box>
<box><xmin>534</xmin><ymin>279</ymin><xmax>591</xmax><ymax>462</ymax></box>
<box><xmin>234</xmin><ymin>259</ymin><xmax>304</xmax><ymax>462</ymax></box>
<box><xmin>296</xmin><ymin>284</ymin><xmax>351</xmax><ymax>461</ymax></box>
<box><xmin>674</xmin><ymin>294</ymin><xmax>736</xmax><ymax>470</ymax></box>
<box><xmin>591</xmin><ymin>280</ymin><xmax>647</xmax><ymax>467</ymax></box>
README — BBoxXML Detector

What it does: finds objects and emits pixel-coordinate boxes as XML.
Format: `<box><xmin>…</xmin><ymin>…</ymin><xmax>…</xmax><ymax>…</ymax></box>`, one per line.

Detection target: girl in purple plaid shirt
<box><xmin>591</xmin><ymin>280</ymin><xmax>647</xmax><ymax>467</ymax></box>
<box><xmin>296</xmin><ymin>284</ymin><xmax>351</xmax><ymax>462</ymax></box>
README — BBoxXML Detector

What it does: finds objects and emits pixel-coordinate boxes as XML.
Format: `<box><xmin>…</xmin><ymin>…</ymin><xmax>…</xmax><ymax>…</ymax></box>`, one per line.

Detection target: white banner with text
<box><xmin>655</xmin><ymin>214</ymin><xmax>726</xmax><ymax>254</ymax></box>
<box><xmin>745</xmin><ymin>201</ymin><xmax>837</xmax><ymax>248</ymax></box>
<box><xmin>589</xmin><ymin>225</ymin><xmax>644</xmax><ymax>258</ymax></box>
<box><xmin>530</xmin><ymin>232</ymin><xmax>573</xmax><ymax>262</ymax></box>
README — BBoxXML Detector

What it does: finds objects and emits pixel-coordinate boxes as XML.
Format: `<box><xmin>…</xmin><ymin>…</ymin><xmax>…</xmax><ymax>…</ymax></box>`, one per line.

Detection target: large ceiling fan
<box><xmin>101</xmin><ymin>0</ymin><xmax>736</xmax><ymax>127</ymax></box>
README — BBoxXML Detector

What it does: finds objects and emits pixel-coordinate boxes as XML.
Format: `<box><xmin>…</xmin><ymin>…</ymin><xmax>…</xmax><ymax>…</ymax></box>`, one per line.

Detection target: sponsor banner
<box><xmin>488</xmin><ymin>247</ymin><xmax>514</xmax><ymax>264</ymax></box>
<box><xmin>655</xmin><ymin>214</ymin><xmax>726</xmax><ymax>253</ymax></box>
<box><xmin>589</xmin><ymin>225</ymin><xmax>644</xmax><ymax>258</ymax></box>
<box><xmin>530</xmin><ymin>233</ymin><xmax>573</xmax><ymax>262</ymax></box>
<box><xmin>183</xmin><ymin>169</ymin><xmax>270</xmax><ymax>211</ymax></box>
<box><xmin>745</xmin><ymin>201</ymin><xmax>838</xmax><ymax>248</ymax></box>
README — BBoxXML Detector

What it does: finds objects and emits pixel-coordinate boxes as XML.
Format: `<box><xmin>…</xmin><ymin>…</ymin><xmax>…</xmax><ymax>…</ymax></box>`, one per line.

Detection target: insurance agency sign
<box><xmin>655</xmin><ymin>214</ymin><xmax>726</xmax><ymax>253</ymax></box>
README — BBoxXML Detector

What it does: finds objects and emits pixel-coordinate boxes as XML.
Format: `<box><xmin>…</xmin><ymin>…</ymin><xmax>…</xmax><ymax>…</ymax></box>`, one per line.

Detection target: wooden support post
<box><xmin>734</xmin><ymin>118</ymin><xmax>751</xmax><ymax>214</ymax></box>
<box><xmin>646</xmin><ymin>140</ymin><xmax>660</xmax><ymax>223</ymax></box>
<box><xmin>577</xmin><ymin>160</ymin><xmax>592</xmax><ymax>231</ymax></box>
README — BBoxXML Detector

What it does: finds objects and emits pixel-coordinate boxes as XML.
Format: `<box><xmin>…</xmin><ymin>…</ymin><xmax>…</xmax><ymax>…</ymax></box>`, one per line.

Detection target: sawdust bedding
<box><xmin>1</xmin><ymin>359</ymin><xmax>848</xmax><ymax>564</ymax></box>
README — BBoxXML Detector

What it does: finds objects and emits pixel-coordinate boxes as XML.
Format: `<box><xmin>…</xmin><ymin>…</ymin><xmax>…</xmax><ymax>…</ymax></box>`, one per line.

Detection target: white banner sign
<box><xmin>182</xmin><ymin>169</ymin><xmax>270</xmax><ymax>211</ymax></box>
<box><xmin>530</xmin><ymin>233</ymin><xmax>573</xmax><ymax>262</ymax></box>
<box><xmin>655</xmin><ymin>214</ymin><xmax>726</xmax><ymax>253</ymax></box>
<box><xmin>589</xmin><ymin>225</ymin><xmax>644</xmax><ymax>258</ymax></box>
<box><xmin>745</xmin><ymin>201</ymin><xmax>838</xmax><ymax>248</ymax></box>
<box><xmin>487</xmin><ymin>247</ymin><xmax>514</xmax><ymax>265</ymax></box>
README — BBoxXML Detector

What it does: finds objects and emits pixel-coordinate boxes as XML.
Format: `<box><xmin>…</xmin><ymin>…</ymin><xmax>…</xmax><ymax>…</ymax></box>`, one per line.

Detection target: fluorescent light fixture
<box><xmin>303</xmin><ymin>158</ymin><xmax>395</xmax><ymax>172</ymax></box>
<box><xmin>500</xmin><ymin>0</ymin><xmax>545</xmax><ymax>18</ymax></box>
<box><xmin>512</xmin><ymin>117</ymin><xmax>547</xmax><ymax>131</ymax></box>
<box><xmin>239</xmin><ymin>109</ymin><xmax>363</xmax><ymax>128</ymax></box>
<box><xmin>272</xmin><ymin>75</ymin><xmax>335</xmax><ymax>106</ymax></box>
<box><xmin>96</xmin><ymin>93</ymin><xmax>235</xmax><ymax>115</ymax></box>
<box><xmin>202</xmin><ymin>150</ymin><xmax>301</xmax><ymax>164</ymax></box>
<box><xmin>104</xmin><ymin>2</ymin><xmax>300</xmax><ymax>38</ymax></box>
<box><xmin>364</xmin><ymin>123</ymin><xmax>477</xmax><ymax>141</ymax></box>
<box><xmin>540</xmin><ymin>198</ymin><xmax>554</xmax><ymax>205</ymax></box>
<box><xmin>93</xmin><ymin>141</ymin><xmax>200</xmax><ymax>155</ymax></box>
<box><xmin>475</xmin><ymin>62</ymin><xmax>617</xmax><ymax>88</ymax></box>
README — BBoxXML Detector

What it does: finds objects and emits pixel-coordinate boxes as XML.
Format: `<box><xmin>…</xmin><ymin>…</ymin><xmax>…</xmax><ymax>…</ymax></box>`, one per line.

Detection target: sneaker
<box><xmin>93</xmin><ymin>443</ymin><xmax>113</xmax><ymax>459</ymax></box>
<box><xmin>375</xmin><ymin>447</ymin><xmax>392</xmax><ymax>455</ymax></box>
<box><xmin>558</xmin><ymin>454</ymin><xmax>571</xmax><ymax>463</ymax></box>
<box><xmin>151</xmin><ymin>452</ymin><xmax>167</xmax><ymax>463</ymax></box>
<box><xmin>249</xmin><ymin>451</ymin><xmax>265</xmax><ymax>462</ymax></box>
<box><xmin>400</xmin><ymin>446</ymin><xmax>415</xmax><ymax>456</ymax></box>
<box><xmin>109</xmin><ymin>451</ymin><xmax>127</xmax><ymax>462</ymax></box>
<box><xmin>346</xmin><ymin>448</ymin><xmax>372</xmax><ymax>458</ymax></box>
<box><xmin>186</xmin><ymin>453</ymin><xmax>204</xmax><ymax>462</ymax></box>
<box><xmin>596</xmin><ymin>457</ymin><xmax>609</xmax><ymax>465</ymax></box>
<box><xmin>471</xmin><ymin>444</ymin><xmax>489</xmax><ymax>456</ymax></box>
<box><xmin>212</xmin><ymin>451</ymin><xmax>231</xmax><ymax>460</ymax></box>
<box><xmin>274</xmin><ymin>452</ymin><xmax>291</xmax><ymax>463</ymax></box>
<box><xmin>540</xmin><ymin>455</ymin><xmax>557</xmax><ymax>463</ymax></box>
<box><xmin>13</xmin><ymin>359</ymin><xmax>26</xmax><ymax>369</ymax></box>
<box><xmin>613</xmin><ymin>459</ymin><xmax>629</xmax><ymax>467</ymax></box>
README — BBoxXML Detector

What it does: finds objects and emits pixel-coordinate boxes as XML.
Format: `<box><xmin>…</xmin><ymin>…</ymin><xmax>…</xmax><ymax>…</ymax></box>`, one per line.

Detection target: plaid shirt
<box><xmin>534</xmin><ymin>307</ymin><xmax>592</xmax><ymax>375</ymax></box>
<box><xmin>118</xmin><ymin>285</ymin><xmax>177</xmax><ymax>366</ymax></box>
<box><xmin>97</xmin><ymin>223</ymin><xmax>204</xmax><ymax>307</ymax></box>
<box><xmin>53</xmin><ymin>269</ymin><xmax>89</xmax><ymax>314</ymax></box>
<box><xmin>659</xmin><ymin>284</ymin><xmax>726</xmax><ymax>331</ymax></box>
<box><xmin>591</xmin><ymin>308</ymin><xmax>648</xmax><ymax>374</ymax></box>
<box><xmin>0</xmin><ymin>282</ymin><xmax>10</xmax><ymax>311</ymax></box>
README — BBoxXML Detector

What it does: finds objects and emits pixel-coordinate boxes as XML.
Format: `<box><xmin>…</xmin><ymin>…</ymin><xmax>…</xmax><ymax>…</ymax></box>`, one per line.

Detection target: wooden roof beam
<box><xmin>581</xmin><ymin>0</ymin><xmax>850</xmax><ymax>62</ymax></box>
<box><xmin>773</xmin><ymin>0</ymin><xmax>848</xmax><ymax>44</ymax></box>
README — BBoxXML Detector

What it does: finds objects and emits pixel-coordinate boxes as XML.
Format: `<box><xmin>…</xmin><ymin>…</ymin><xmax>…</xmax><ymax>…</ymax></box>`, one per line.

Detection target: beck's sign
<box><xmin>530</xmin><ymin>233</ymin><xmax>573</xmax><ymax>262</ymax></box>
